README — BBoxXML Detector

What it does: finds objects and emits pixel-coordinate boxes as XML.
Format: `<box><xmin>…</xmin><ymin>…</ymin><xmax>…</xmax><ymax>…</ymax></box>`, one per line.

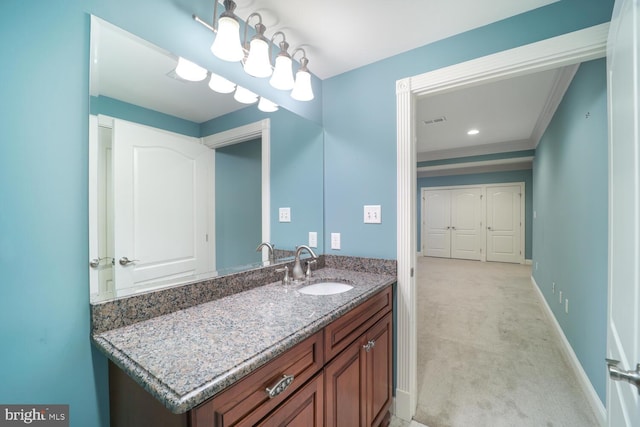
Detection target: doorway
<box><xmin>394</xmin><ymin>24</ymin><xmax>609</xmax><ymax>421</ymax></box>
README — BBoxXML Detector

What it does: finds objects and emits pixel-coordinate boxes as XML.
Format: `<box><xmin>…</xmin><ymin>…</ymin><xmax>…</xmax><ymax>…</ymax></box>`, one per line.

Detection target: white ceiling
<box><xmin>91</xmin><ymin>0</ymin><xmax>571</xmax><ymax>162</ymax></box>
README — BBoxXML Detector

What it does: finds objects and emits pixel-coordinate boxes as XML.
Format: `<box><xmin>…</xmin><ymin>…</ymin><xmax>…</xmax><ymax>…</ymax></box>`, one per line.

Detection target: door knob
<box><xmin>487</xmin><ymin>226</ymin><xmax>492</xmax><ymax>230</ymax></box>
<box><xmin>119</xmin><ymin>257</ymin><xmax>139</xmax><ymax>266</ymax></box>
<box><xmin>606</xmin><ymin>358</ymin><xmax>640</xmax><ymax>394</ymax></box>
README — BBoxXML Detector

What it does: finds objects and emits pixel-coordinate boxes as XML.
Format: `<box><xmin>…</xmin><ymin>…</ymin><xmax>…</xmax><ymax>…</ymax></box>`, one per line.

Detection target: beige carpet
<box><xmin>414</xmin><ymin>257</ymin><xmax>600</xmax><ymax>427</ymax></box>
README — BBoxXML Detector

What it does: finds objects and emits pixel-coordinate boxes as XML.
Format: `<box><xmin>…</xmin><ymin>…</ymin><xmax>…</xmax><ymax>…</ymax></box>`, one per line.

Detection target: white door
<box><xmin>606</xmin><ymin>0</ymin><xmax>640</xmax><ymax>425</ymax></box>
<box><xmin>424</xmin><ymin>190</ymin><xmax>451</xmax><ymax>258</ymax></box>
<box><xmin>450</xmin><ymin>188</ymin><xmax>482</xmax><ymax>260</ymax></box>
<box><xmin>112</xmin><ymin>119</ymin><xmax>212</xmax><ymax>295</ymax></box>
<box><xmin>486</xmin><ymin>184</ymin><xmax>523</xmax><ymax>263</ymax></box>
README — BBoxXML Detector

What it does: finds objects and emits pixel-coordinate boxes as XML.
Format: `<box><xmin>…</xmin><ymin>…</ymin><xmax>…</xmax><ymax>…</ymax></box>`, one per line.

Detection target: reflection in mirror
<box><xmin>88</xmin><ymin>17</ymin><xmax>324</xmax><ymax>302</ymax></box>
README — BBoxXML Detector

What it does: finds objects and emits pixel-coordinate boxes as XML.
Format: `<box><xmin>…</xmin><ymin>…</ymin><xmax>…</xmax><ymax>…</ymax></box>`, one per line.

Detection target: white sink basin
<box><xmin>298</xmin><ymin>282</ymin><xmax>354</xmax><ymax>296</ymax></box>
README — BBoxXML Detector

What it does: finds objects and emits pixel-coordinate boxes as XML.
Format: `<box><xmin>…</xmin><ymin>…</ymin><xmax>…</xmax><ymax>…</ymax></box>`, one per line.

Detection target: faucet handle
<box><xmin>276</xmin><ymin>266</ymin><xmax>290</xmax><ymax>285</ymax></box>
<box><xmin>305</xmin><ymin>259</ymin><xmax>317</xmax><ymax>278</ymax></box>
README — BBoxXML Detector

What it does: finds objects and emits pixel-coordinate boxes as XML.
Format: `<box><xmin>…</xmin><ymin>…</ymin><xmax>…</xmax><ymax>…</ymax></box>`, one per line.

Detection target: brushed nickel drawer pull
<box><xmin>266</xmin><ymin>374</ymin><xmax>295</xmax><ymax>398</ymax></box>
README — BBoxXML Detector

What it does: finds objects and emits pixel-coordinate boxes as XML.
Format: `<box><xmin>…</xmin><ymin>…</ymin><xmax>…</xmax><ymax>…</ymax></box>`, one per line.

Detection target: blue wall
<box><xmin>322</xmin><ymin>0</ymin><xmax>613</xmax><ymax>260</ymax></box>
<box><xmin>532</xmin><ymin>58</ymin><xmax>608</xmax><ymax>403</ymax></box>
<box><xmin>0</xmin><ymin>1</ymin><xmax>613</xmax><ymax>426</ymax></box>
<box><xmin>203</xmin><ymin>107</ymin><xmax>325</xmax><ymax>253</ymax></box>
<box><xmin>216</xmin><ymin>139</ymin><xmax>262</xmax><ymax>270</ymax></box>
<box><xmin>417</xmin><ymin>168</ymin><xmax>533</xmax><ymax>259</ymax></box>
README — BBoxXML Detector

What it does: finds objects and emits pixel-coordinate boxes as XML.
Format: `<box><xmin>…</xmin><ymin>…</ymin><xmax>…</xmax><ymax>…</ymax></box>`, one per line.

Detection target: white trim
<box><xmin>418</xmin><ymin>156</ymin><xmax>534</xmax><ymax>173</ymax></box>
<box><xmin>524</xmin><ymin>259</ymin><xmax>533</xmax><ymax>265</ymax></box>
<box><xmin>485</xmin><ymin>182</ymin><xmax>526</xmax><ymax>264</ymax></box>
<box><xmin>202</xmin><ymin>119</ymin><xmax>271</xmax><ymax>261</ymax></box>
<box><xmin>396</xmin><ymin>23</ymin><xmax>609</xmax><ymax>421</ymax></box>
<box><xmin>531</xmin><ymin>276</ymin><xmax>607</xmax><ymax>425</ymax></box>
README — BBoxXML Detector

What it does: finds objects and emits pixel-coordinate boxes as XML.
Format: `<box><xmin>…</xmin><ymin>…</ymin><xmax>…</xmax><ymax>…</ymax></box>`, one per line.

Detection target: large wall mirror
<box><xmin>89</xmin><ymin>17</ymin><xmax>324</xmax><ymax>302</ymax></box>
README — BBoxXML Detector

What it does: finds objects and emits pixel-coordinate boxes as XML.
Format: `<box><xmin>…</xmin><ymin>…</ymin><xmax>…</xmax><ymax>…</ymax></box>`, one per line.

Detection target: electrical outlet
<box><xmin>364</xmin><ymin>205</ymin><xmax>381</xmax><ymax>224</ymax></box>
<box><xmin>535</xmin><ymin>262</ymin><xmax>539</xmax><ymax>270</ymax></box>
<box><xmin>565</xmin><ymin>299</ymin><xmax>569</xmax><ymax>314</ymax></box>
<box><xmin>559</xmin><ymin>291</ymin><xmax>563</xmax><ymax>303</ymax></box>
<box><xmin>308</xmin><ymin>231</ymin><xmax>317</xmax><ymax>248</ymax></box>
<box><xmin>331</xmin><ymin>233</ymin><xmax>341</xmax><ymax>250</ymax></box>
<box><xmin>552</xmin><ymin>282</ymin><xmax>556</xmax><ymax>293</ymax></box>
<box><xmin>279</xmin><ymin>207</ymin><xmax>291</xmax><ymax>222</ymax></box>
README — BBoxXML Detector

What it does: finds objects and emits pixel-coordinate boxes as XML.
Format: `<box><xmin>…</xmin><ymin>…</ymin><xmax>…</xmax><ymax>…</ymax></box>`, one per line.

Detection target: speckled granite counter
<box><xmin>92</xmin><ymin>267</ymin><xmax>395</xmax><ymax>414</ymax></box>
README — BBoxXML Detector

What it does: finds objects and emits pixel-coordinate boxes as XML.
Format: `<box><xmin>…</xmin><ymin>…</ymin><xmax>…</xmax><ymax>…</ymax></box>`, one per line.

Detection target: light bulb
<box><xmin>175</xmin><ymin>57</ymin><xmax>207</xmax><ymax>82</ymax></box>
<box><xmin>258</xmin><ymin>97</ymin><xmax>278</xmax><ymax>112</ymax></box>
<box><xmin>291</xmin><ymin>69</ymin><xmax>314</xmax><ymax>101</ymax></box>
<box><xmin>234</xmin><ymin>86</ymin><xmax>258</xmax><ymax>104</ymax></box>
<box><xmin>270</xmin><ymin>55</ymin><xmax>294</xmax><ymax>90</ymax></box>
<box><xmin>211</xmin><ymin>16</ymin><xmax>244</xmax><ymax>62</ymax></box>
<box><xmin>244</xmin><ymin>38</ymin><xmax>272</xmax><ymax>78</ymax></box>
<box><xmin>208</xmin><ymin>72</ymin><xmax>236</xmax><ymax>94</ymax></box>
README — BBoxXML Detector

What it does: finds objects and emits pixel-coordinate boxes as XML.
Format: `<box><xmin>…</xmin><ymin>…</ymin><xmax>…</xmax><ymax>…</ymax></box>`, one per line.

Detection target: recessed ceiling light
<box><xmin>467</xmin><ymin>129</ymin><xmax>480</xmax><ymax>135</ymax></box>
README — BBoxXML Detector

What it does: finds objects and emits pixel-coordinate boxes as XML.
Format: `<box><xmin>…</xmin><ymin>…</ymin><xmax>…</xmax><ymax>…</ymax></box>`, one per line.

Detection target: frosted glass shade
<box><xmin>208</xmin><ymin>72</ymin><xmax>236</xmax><ymax>94</ymax></box>
<box><xmin>258</xmin><ymin>97</ymin><xmax>278</xmax><ymax>112</ymax></box>
<box><xmin>291</xmin><ymin>70</ymin><xmax>314</xmax><ymax>101</ymax></box>
<box><xmin>211</xmin><ymin>16</ymin><xmax>244</xmax><ymax>62</ymax></box>
<box><xmin>269</xmin><ymin>55</ymin><xmax>294</xmax><ymax>90</ymax></box>
<box><xmin>234</xmin><ymin>86</ymin><xmax>258</xmax><ymax>104</ymax></box>
<box><xmin>175</xmin><ymin>57</ymin><xmax>207</xmax><ymax>82</ymax></box>
<box><xmin>244</xmin><ymin>38</ymin><xmax>272</xmax><ymax>78</ymax></box>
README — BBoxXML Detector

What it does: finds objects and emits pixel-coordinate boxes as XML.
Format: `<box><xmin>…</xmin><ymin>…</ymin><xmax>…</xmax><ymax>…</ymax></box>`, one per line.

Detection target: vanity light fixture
<box><xmin>467</xmin><ymin>129</ymin><xmax>480</xmax><ymax>135</ymax></box>
<box><xmin>269</xmin><ymin>32</ymin><xmax>295</xmax><ymax>91</ymax></box>
<box><xmin>234</xmin><ymin>85</ymin><xmax>259</xmax><ymax>104</ymax></box>
<box><xmin>291</xmin><ymin>48</ymin><xmax>314</xmax><ymax>101</ymax></box>
<box><xmin>175</xmin><ymin>57</ymin><xmax>208</xmax><ymax>81</ymax></box>
<box><xmin>208</xmin><ymin>0</ymin><xmax>244</xmax><ymax>62</ymax></box>
<box><xmin>193</xmin><ymin>2</ymin><xmax>316</xmax><ymax>102</ymax></box>
<box><xmin>257</xmin><ymin>97</ymin><xmax>278</xmax><ymax>112</ymax></box>
<box><xmin>208</xmin><ymin>72</ymin><xmax>236</xmax><ymax>94</ymax></box>
<box><xmin>243</xmin><ymin>13</ymin><xmax>272</xmax><ymax>78</ymax></box>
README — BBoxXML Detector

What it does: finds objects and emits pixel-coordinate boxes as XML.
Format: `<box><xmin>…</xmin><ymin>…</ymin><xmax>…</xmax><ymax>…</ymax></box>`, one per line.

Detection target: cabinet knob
<box><xmin>363</xmin><ymin>340</ymin><xmax>376</xmax><ymax>352</ymax></box>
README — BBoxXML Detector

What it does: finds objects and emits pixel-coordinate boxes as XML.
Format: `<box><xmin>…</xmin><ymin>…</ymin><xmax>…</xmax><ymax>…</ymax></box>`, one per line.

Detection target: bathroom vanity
<box><xmin>92</xmin><ymin>263</ymin><xmax>395</xmax><ymax>427</ymax></box>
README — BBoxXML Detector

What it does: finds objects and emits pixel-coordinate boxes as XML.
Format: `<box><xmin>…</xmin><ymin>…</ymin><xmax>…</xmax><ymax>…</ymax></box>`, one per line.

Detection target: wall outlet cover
<box><xmin>279</xmin><ymin>207</ymin><xmax>291</xmax><ymax>222</ymax></box>
<box><xmin>364</xmin><ymin>205</ymin><xmax>382</xmax><ymax>224</ymax></box>
<box><xmin>309</xmin><ymin>231</ymin><xmax>317</xmax><ymax>248</ymax></box>
<box><xmin>331</xmin><ymin>232</ymin><xmax>341</xmax><ymax>250</ymax></box>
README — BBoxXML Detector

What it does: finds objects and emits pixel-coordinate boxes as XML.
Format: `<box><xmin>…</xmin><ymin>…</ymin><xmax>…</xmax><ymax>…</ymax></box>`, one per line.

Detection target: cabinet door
<box><xmin>365</xmin><ymin>313</ymin><xmax>392</xmax><ymax>427</ymax></box>
<box><xmin>255</xmin><ymin>373</ymin><xmax>323</xmax><ymax>427</ymax></box>
<box><xmin>324</xmin><ymin>336</ymin><xmax>366</xmax><ymax>427</ymax></box>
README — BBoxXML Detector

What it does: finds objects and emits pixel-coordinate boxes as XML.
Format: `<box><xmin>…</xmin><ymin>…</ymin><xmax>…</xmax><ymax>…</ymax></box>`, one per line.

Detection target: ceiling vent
<box><xmin>423</xmin><ymin>116</ymin><xmax>447</xmax><ymax>125</ymax></box>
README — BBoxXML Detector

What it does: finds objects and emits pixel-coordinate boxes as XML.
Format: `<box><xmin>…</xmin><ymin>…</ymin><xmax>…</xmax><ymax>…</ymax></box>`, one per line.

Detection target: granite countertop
<box><xmin>92</xmin><ymin>267</ymin><xmax>395</xmax><ymax>414</ymax></box>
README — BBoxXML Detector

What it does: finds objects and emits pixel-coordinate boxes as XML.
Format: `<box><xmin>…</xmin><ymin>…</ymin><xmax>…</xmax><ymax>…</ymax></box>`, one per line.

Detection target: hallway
<box><xmin>413</xmin><ymin>257</ymin><xmax>600</xmax><ymax>427</ymax></box>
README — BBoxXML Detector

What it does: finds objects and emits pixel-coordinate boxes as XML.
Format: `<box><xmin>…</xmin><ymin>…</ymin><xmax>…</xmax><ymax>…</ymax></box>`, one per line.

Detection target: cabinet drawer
<box><xmin>324</xmin><ymin>286</ymin><xmax>392</xmax><ymax>362</ymax></box>
<box><xmin>255</xmin><ymin>372</ymin><xmax>323</xmax><ymax>426</ymax></box>
<box><xmin>192</xmin><ymin>330</ymin><xmax>324</xmax><ymax>427</ymax></box>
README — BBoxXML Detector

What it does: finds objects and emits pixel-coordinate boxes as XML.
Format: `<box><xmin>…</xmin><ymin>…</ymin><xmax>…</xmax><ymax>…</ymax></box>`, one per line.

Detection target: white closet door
<box><xmin>424</xmin><ymin>190</ymin><xmax>451</xmax><ymax>258</ymax></box>
<box><xmin>113</xmin><ymin>119</ymin><xmax>211</xmax><ymax>295</ymax></box>
<box><xmin>486</xmin><ymin>185</ymin><xmax>522</xmax><ymax>263</ymax></box>
<box><xmin>450</xmin><ymin>188</ymin><xmax>482</xmax><ymax>260</ymax></box>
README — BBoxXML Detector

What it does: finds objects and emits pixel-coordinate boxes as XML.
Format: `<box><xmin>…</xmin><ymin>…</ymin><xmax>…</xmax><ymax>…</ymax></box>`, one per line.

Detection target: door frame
<box><xmin>395</xmin><ymin>24</ymin><xmax>609</xmax><ymax>420</ymax></box>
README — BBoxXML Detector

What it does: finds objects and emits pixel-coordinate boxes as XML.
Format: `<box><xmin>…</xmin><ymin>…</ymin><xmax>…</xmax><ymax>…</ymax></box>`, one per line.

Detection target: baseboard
<box><xmin>417</xmin><ymin>251</ymin><xmax>423</xmax><ymax>257</ymax></box>
<box><xmin>394</xmin><ymin>388</ymin><xmax>413</xmax><ymax>421</ymax></box>
<box><xmin>530</xmin><ymin>276</ymin><xmax>606</xmax><ymax>426</ymax></box>
<box><xmin>524</xmin><ymin>259</ymin><xmax>532</xmax><ymax>265</ymax></box>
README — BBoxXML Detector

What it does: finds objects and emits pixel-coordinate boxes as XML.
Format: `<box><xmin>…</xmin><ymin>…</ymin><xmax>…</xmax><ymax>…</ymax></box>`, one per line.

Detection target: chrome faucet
<box><xmin>256</xmin><ymin>242</ymin><xmax>275</xmax><ymax>264</ymax></box>
<box><xmin>292</xmin><ymin>245</ymin><xmax>318</xmax><ymax>281</ymax></box>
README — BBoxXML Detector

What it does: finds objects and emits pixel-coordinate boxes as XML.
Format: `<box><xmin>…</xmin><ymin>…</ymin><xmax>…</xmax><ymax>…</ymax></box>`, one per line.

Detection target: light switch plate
<box><xmin>279</xmin><ymin>207</ymin><xmax>291</xmax><ymax>222</ymax></box>
<box><xmin>309</xmin><ymin>232</ymin><xmax>317</xmax><ymax>248</ymax></box>
<box><xmin>331</xmin><ymin>233</ymin><xmax>341</xmax><ymax>250</ymax></box>
<box><xmin>364</xmin><ymin>205</ymin><xmax>381</xmax><ymax>224</ymax></box>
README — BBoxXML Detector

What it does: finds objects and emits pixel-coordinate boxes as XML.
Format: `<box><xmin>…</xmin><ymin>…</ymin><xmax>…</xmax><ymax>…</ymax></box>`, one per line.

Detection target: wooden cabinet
<box><xmin>324</xmin><ymin>313</ymin><xmax>392</xmax><ymax>427</ymax></box>
<box><xmin>192</xmin><ymin>331</ymin><xmax>324</xmax><ymax>427</ymax></box>
<box><xmin>109</xmin><ymin>286</ymin><xmax>392</xmax><ymax>427</ymax></box>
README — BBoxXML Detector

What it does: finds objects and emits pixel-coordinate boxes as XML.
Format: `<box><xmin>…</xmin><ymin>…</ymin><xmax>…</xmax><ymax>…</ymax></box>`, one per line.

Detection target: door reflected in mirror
<box><xmin>89</xmin><ymin>16</ymin><xmax>324</xmax><ymax>302</ymax></box>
